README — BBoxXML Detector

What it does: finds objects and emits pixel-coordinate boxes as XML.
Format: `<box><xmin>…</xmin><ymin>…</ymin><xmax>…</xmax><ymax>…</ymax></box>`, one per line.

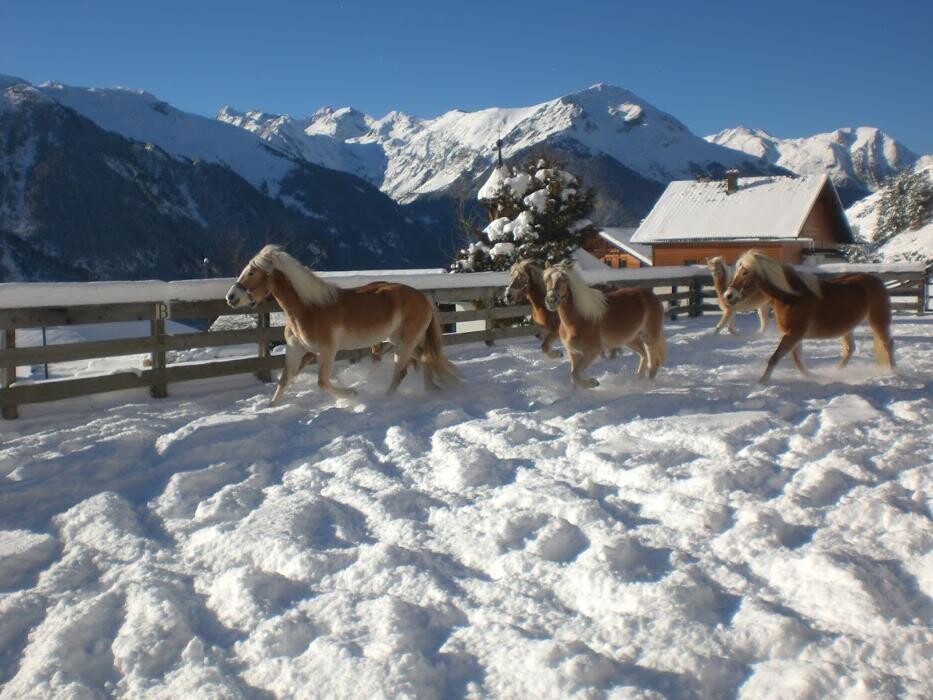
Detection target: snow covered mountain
<box><xmin>0</xmin><ymin>76</ymin><xmax>441</xmax><ymax>281</ymax></box>
<box><xmin>218</xmin><ymin>84</ymin><xmax>780</xmax><ymax>205</ymax></box>
<box><xmin>706</xmin><ymin>126</ymin><xmax>919</xmax><ymax>205</ymax></box>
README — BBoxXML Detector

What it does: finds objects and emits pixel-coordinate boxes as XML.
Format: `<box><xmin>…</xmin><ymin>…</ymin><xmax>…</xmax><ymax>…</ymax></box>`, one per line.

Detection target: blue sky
<box><xmin>3</xmin><ymin>0</ymin><xmax>931</xmax><ymax>153</ymax></box>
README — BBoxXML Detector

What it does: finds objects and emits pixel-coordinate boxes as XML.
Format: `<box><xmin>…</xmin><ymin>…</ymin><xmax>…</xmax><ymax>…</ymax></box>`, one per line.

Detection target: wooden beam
<box><xmin>1</xmin><ymin>329</ymin><xmax>17</xmax><ymax>419</ymax></box>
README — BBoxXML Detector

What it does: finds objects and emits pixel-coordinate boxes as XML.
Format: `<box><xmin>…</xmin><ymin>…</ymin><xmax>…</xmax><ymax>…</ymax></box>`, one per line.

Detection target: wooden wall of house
<box><xmin>800</xmin><ymin>187</ymin><xmax>848</xmax><ymax>250</ymax></box>
<box><xmin>651</xmin><ymin>242</ymin><xmax>805</xmax><ymax>266</ymax></box>
<box><xmin>581</xmin><ymin>238</ymin><xmax>646</xmax><ymax>268</ymax></box>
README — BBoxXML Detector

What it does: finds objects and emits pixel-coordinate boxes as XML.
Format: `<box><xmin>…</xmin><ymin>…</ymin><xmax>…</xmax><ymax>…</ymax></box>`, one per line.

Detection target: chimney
<box><xmin>725</xmin><ymin>169</ymin><xmax>739</xmax><ymax>194</ymax></box>
<box><xmin>496</xmin><ymin>138</ymin><xmax>504</xmax><ymax>168</ymax></box>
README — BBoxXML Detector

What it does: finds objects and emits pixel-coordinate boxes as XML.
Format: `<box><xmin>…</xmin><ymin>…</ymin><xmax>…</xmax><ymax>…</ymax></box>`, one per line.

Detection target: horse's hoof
<box><xmin>587</xmin><ymin>378</ymin><xmax>600</xmax><ymax>388</ymax></box>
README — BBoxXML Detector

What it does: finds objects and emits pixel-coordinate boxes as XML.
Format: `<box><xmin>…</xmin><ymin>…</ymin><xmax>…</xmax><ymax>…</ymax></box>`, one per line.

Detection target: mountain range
<box><xmin>705</xmin><ymin>126</ymin><xmax>919</xmax><ymax>205</ymax></box>
<box><xmin>0</xmin><ymin>76</ymin><xmax>925</xmax><ymax>281</ymax></box>
<box><xmin>0</xmin><ymin>75</ymin><xmax>441</xmax><ymax>282</ymax></box>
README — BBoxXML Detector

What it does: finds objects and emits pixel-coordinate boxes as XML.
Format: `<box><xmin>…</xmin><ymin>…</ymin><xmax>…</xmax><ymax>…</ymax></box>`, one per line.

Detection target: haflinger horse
<box><xmin>505</xmin><ymin>259</ymin><xmax>561</xmax><ymax>358</ymax></box>
<box><xmin>226</xmin><ymin>245</ymin><xmax>460</xmax><ymax>403</ymax></box>
<box><xmin>723</xmin><ymin>249</ymin><xmax>894</xmax><ymax>384</ymax></box>
<box><xmin>706</xmin><ymin>256</ymin><xmax>770</xmax><ymax>335</ymax></box>
<box><xmin>543</xmin><ymin>261</ymin><xmax>666</xmax><ymax>387</ymax></box>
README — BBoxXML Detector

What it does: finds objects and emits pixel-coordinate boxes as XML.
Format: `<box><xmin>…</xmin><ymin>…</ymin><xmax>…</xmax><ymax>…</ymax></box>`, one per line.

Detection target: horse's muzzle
<box><xmin>226</xmin><ymin>283</ymin><xmax>248</xmax><ymax>308</ymax></box>
<box><xmin>544</xmin><ymin>293</ymin><xmax>559</xmax><ymax>311</ymax></box>
<box><xmin>723</xmin><ymin>287</ymin><xmax>741</xmax><ymax>307</ymax></box>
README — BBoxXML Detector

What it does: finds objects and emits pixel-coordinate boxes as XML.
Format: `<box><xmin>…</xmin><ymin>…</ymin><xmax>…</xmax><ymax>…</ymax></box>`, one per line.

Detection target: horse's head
<box><xmin>226</xmin><ymin>258</ymin><xmax>274</xmax><ymax>309</ymax></box>
<box><xmin>543</xmin><ymin>263</ymin><xmax>571</xmax><ymax>311</ymax></box>
<box><xmin>505</xmin><ymin>260</ymin><xmax>534</xmax><ymax>304</ymax></box>
<box><xmin>706</xmin><ymin>256</ymin><xmax>727</xmax><ymax>278</ymax></box>
<box><xmin>723</xmin><ymin>253</ymin><xmax>760</xmax><ymax>307</ymax></box>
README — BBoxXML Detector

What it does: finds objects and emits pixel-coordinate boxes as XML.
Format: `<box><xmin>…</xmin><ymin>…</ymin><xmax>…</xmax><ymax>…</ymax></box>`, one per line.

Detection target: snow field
<box><xmin>0</xmin><ymin>315</ymin><xmax>931</xmax><ymax>698</ymax></box>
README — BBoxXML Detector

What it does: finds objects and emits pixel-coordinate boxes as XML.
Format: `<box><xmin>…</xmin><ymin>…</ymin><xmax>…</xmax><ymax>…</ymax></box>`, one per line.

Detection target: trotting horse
<box><xmin>706</xmin><ymin>256</ymin><xmax>770</xmax><ymax>335</ymax></box>
<box><xmin>543</xmin><ymin>262</ymin><xmax>666</xmax><ymax>387</ymax></box>
<box><xmin>505</xmin><ymin>259</ymin><xmax>561</xmax><ymax>358</ymax></box>
<box><xmin>226</xmin><ymin>245</ymin><xmax>460</xmax><ymax>403</ymax></box>
<box><xmin>723</xmin><ymin>249</ymin><xmax>894</xmax><ymax>383</ymax></box>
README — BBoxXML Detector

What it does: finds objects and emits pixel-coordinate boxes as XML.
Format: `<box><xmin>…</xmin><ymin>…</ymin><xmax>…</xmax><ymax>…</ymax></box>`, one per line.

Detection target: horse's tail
<box><xmin>643</xmin><ymin>290</ymin><xmax>667</xmax><ymax>377</ymax></box>
<box><xmin>420</xmin><ymin>310</ymin><xmax>462</xmax><ymax>389</ymax></box>
<box><xmin>863</xmin><ymin>274</ymin><xmax>895</xmax><ymax>369</ymax></box>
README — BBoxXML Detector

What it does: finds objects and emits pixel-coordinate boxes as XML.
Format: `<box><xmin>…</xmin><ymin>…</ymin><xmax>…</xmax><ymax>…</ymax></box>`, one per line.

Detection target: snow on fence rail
<box><xmin>0</xmin><ymin>263</ymin><xmax>928</xmax><ymax>419</ymax></box>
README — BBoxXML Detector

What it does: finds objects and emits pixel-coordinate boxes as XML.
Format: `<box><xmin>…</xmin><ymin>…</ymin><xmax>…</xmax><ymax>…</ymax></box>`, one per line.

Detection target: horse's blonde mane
<box><xmin>545</xmin><ymin>262</ymin><xmax>608</xmax><ymax>321</ymax></box>
<box><xmin>738</xmin><ymin>250</ymin><xmax>822</xmax><ymax>298</ymax></box>
<box><xmin>251</xmin><ymin>245</ymin><xmax>338</xmax><ymax>306</ymax></box>
<box><xmin>510</xmin><ymin>259</ymin><xmax>545</xmax><ymax>291</ymax></box>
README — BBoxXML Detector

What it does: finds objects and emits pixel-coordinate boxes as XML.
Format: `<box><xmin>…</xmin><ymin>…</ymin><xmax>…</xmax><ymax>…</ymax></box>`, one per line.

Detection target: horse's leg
<box><xmin>838</xmin><ymin>333</ymin><xmax>855</xmax><ymax>369</ymax></box>
<box><xmin>757</xmin><ymin>305</ymin><xmax>769</xmax><ymax>333</ymax></box>
<box><xmin>625</xmin><ymin>339</ymin><xmax>648</xmax><ymax>377</ymax></box>
<box><xmin>541</xmin><ymin>327</ymin><xmax>562</xmax><ymax>358</ymax></box>
<box><xmin>570</xmin><ymin>345</ymin><xmax>601</xmax><ymax>388</ymax></box>
<box><xmin>790</xmin><ymin>345</ymin><xmax>817</xmax><ymax>380</ymax></box>
<box><xmin>270</xmin><ymin>340</ymin><xmax>308</xmax><ymax>406</ymax></box>
<box><xmin>713</xmin><ymin>308</ymin><xmax>731</xmax><ymax>335</ymax></box>
<box><xmin>316</xmin><ymin>346</ymin><xmax>356</xmax><ymax>398</ymax></box>
<box><xmin>760</xmin><ymin>332</ymin><xmax>803</xmax><ymax>384</ymax></box>
<box><xmin>386</xmin><ymin>341</ymin><xmax>417</xmax><ymax>395</ymax></box>
<box><xmin>726</xmin><ymin>307</ymin><xmax>739</xmax><ymax>334</ymax></box>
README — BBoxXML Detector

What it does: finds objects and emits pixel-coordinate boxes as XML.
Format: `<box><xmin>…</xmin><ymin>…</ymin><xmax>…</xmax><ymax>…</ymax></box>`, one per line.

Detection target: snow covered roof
<box><xmin>597</xmin><ymin>227</ymin><xmax>652</xmax><ymax>265</ymax></box>
<box><xmin>571</xmin><ymin>248</ymin><xmax>609</xmax><ymax>270</ymax></box>
<box><xmin>632</xmin><ymin>175</ymin><xmax>852</xmax><ymax>243</ymax></box>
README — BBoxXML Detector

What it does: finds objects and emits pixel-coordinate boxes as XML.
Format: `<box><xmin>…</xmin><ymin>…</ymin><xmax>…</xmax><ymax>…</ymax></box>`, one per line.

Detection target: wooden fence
<box><xmin>1</xmin><ymin>263</ymin><xmax>928</xmax><ymax>419</ymax></box>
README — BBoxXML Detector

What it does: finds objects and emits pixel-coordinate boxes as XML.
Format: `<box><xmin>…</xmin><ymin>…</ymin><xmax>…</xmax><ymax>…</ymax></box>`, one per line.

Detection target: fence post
<box><xmin>669</xmin><ymin>285</ymin><xmax>679</xmax><ymax>320</ymax></box>
<box><xmin>149</xmin><ymin>303</ymin><xmax>168</xmax><ymax>399</ymax></box>
<box><xmin>690</xmin><ymin>278</ymin><xmax>703</xmax><ymax>317</ymax></box>
<box><xmin>484</xmin><ymin>289</ymin><xmax>496</xmax><ymax>346</ymax></box>
<box><xmin>256</xmin><ymin>312</ymin><xmax>273</xmax><ymax>382</ymax></box>
<box><xmin>918</xmin><ymin>268</ymin><xmax>931</xmax><ymax>316</ymax></box>
<box><xmin>1</xmin><ymin>329</ymin><xmax>18</xmax><ymax>419</ymax></box>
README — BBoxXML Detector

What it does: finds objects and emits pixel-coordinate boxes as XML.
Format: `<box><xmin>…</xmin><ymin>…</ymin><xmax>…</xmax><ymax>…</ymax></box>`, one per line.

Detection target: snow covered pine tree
<box><xmin>845</xmin><ymin>165</ymin><xmax>933</xmax><ymax>263</ymax></box>
<box><xmin>451</xmin><ymin>156</ymin><xmax>599</xmax><ymax>272</ymax></box>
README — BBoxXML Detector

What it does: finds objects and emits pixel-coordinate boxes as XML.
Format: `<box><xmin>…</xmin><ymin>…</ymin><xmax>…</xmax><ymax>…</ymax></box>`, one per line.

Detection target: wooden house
<box><xmin>631</xmin><ymin>173</ymin><xmax>854</xmax><ymax>266</ymax></box>
<box><xmin>582</xmin><ymin>227</ymin><xmax>652</xmax><ymax>268</ymax></box>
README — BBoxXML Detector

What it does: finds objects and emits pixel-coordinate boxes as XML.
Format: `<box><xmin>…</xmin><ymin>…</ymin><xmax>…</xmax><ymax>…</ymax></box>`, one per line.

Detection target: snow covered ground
<box><xmin>1</xmin><ymin>314</ymin><xmax>931</xmax><ymax>698</ymax></box>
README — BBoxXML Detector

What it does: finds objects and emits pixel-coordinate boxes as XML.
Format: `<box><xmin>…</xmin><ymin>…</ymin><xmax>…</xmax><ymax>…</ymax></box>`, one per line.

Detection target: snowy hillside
<box><xmin>1</xmin><ymin>314</ymin><xmax>931</xmax><ymax>698</ymax></box>
<box><xmin>33</xmin><ymin>79</ymin><xmax>298</xmax><ymax>193</ymax></box>
<box><xmin>846</xmin><ymin>162</ymin><xmax>933</xmax><ymax>262</ymax></box>
<box><xmin>219</xmin><ymin>84</ymin><xmax>776</xmax><ymax>203</ymax></box>
<box><xmin>706</xmin><ymin>126</ymin><xmax>919</xmax><ymax>204</ymax></box>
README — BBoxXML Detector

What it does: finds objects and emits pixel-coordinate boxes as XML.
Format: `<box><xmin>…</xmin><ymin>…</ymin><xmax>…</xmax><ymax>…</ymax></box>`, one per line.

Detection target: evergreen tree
<box><xmin>451</xmin><ymin>156</ymin><xmax>599</xmax><ymax>272</ymax></box>
<box><xmin>874</xmin><ymin>168</ymin><xmax>933</xmax><ymax>244</ymax></box>
<box><xmin>845</xmin><ymin>165</ymin><xmax>933</xmax><ymax>264</ymax></box>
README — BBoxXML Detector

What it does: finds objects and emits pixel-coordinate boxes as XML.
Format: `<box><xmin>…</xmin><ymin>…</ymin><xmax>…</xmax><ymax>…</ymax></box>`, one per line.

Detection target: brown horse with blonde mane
<box><xmin>505</xmin><ymin>259</ymin><xmax>561</xmax><ymax>358</ymax></box>
<box><xmin>724</xmin><ymin>249</ymin><xmax>894</xmax><ymax>383</ymax></box>
<box><xmin>226</xmin><ymin>245</ymin><xmax>460</xmax><ymax>403</ymax></box>
<box><xmin>543</xmin><ymin>262</ymin><xmax>666</xmax><ymax>387</ymax></box>
<box><xmin>706</xmin><ymin>256</ymin><xmax>770</xmax><ymax>335</ymax></box>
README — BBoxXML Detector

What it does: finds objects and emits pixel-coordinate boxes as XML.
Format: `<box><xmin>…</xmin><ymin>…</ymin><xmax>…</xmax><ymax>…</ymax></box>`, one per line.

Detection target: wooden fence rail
<box><xmin>0</xmin><ymin>263</ymin><xmax>928</xmax><ymax>419</ymax></box>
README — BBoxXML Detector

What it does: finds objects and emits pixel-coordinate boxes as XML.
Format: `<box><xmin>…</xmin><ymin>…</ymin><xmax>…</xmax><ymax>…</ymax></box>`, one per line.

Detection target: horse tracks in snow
<box><xmin>0</xmin><ymin>315</ymin><xmax>931</xmax><ymax>698</ymax></box>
